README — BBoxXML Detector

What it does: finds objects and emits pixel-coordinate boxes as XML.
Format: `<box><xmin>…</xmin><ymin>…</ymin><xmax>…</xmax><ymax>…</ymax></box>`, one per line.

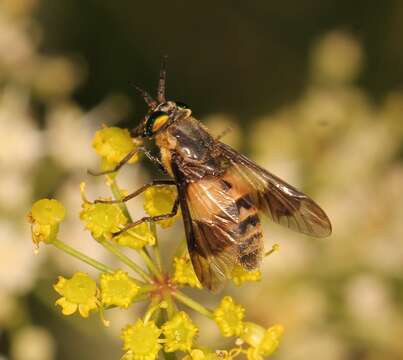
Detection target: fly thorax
<box><xmin>170</xmin><ymin>118</ymin><xmax>214</xmax><ymax>162</ymax></box>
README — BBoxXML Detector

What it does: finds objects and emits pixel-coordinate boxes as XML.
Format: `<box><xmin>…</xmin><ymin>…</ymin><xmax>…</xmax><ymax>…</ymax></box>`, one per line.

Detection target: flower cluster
<box><xmin>27</xmin><ymin>125</ymin><xmax>283</xmax><ymax>360</ymax></box>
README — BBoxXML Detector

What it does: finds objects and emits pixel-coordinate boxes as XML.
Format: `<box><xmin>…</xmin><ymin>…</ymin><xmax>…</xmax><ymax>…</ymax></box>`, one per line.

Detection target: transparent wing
<box><xmin>218</xmin><ymin>142</ymin><xmax>332</xmax><ymax>237</ymax></box>
<box><xmin>177</xmin><ymin>177</ymin><xmax>240</xmax><ymax>291</ymax></box>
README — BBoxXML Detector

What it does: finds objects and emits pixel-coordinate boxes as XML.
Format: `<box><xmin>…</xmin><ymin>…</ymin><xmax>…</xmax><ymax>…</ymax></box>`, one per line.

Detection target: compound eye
<box><xmin>175</xmin><ymin>101</ymin><xmax>189</xmax><ymax>109</ymax></box>
<box><xmin>145</xmin><ymin>111</ymin><xmax>169</xmax><ymax>137</ymax></box>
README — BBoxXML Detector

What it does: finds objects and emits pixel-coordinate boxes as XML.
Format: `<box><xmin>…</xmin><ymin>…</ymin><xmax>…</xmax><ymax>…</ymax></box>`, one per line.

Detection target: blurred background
<box><xmin>1</xmin><ymin>1</ymin><xmax>403</xmax><ymax>359</ymax></box>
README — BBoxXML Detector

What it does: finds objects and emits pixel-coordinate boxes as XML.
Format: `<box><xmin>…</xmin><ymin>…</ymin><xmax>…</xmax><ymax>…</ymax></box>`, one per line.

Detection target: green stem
<box><xmin>98</xmin><ymin>238</ymin><xmax>152</xmax><ymax>283</ymax></box>
<box><xmin>108</xmin><ymin>176</ymin><xmax>132</xmax><ymax>220</ymax></box>
<box><xmin>171</xmin><ymin>238</ymin><xmax>187</xmax><ymax>273</ymax></box>
<box><xmin>162</xmin><ymin>350</ymin><xmax>177</xmax><ymax>360</ymax></box>
<box><xmin>139</xmin><ymin>283</ymin><xmax>157</xmax><ymax>294</ymax></box>
<box><xmin>139</xmin><ymin>249</ymin><xmax>163</xmax><ymax>281</ymax></box>
<box><xmin>172</xmin><ymin>291</ymin><xmax>213</xmax><ymax>319</ymax></box>
<box><xmin>144</xmin><ymin>298</ymin><xmax>161</xmax><ymax>323</ymax></box>
<box><xmin>165</xmin><ymin>295</ymin><xmax>177</xmax><ymax>319</ymax></box>
<box><xmin>108</xmin><ymin>176</ymin><xmax>158</xmax><ymax>276</ymax></box>
<box><xmin>150</xmin><ymin>222</ymin><xmax>162</xmax><ymax>271</ymax></box>
<box><xmin>52</xmin><ymin>239</ymin><xmax>113</xmax><ymax>273</ymax></box>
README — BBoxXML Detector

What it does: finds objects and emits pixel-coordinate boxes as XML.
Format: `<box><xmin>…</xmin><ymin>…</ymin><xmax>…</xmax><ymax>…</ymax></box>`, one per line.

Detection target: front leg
<box><xmin>87</xmin><ymin>147</ymin><xmax>167</xmax><ymax>176</ymax></box>
<box><xmin>94</xmin><ymin>179</ymin><xmax>176</xmax><ymax>204</ymax></box>
<box><xmin>113</xmin><ymin>196</ymin><xmax>180</xmax><ymax>236</ymax></box>
<box><xmin>88</xmin><ymin>148</ymin><xmax>143</xmax><ymax>176</ymax></box>
<box><xmin>142</xmin><ymin>148</ymin><xmax>167</xmax><ymax>174</ymax></box>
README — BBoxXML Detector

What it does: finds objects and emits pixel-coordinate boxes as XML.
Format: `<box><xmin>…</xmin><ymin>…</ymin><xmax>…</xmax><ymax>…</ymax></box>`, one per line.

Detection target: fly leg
<box><xmin>88</xmin><ymin>147</ymin><xmax>167</xmax><ymax>176</ymax></box>
<box><xmin>87</xmin><ymin>148</ymin><xmax>143</xmax><ymax>176</ymax></box>
<box><xmin>142</xmin><ymin>148</ymin><xmax>167</xmax><ymax>174</ymax></box>
<box><xmin>113</xmin><ymin>196</ymin><xmax>180</xmax><ymax>236</ymax></box>
<box><xmin>94</xmin><ymin>180</ymin><xmax>176</xmax><ymax>204</ymax></box>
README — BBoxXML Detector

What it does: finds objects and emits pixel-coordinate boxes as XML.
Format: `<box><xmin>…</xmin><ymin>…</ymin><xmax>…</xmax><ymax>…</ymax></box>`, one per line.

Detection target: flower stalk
<box><xmin>52</xmin><ymin>238</ymin><xmax>113</xmax><ymax>273</ymax></box>
<box><xmin>172</xmin><ymin>291</ymin><xmax>213</xmax><ymax>319</ymax></box>
<box><xmin>97</xmin><ymin>237</ymin><xmax>152</xmax><ymax>283</ymax></box>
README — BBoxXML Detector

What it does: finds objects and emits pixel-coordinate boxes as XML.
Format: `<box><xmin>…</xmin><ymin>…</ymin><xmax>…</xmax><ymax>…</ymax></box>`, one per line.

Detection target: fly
<box><xmin>91</xmin><ymin>58</ymin><xmax>332</xmax><ymax>290</ymax></box>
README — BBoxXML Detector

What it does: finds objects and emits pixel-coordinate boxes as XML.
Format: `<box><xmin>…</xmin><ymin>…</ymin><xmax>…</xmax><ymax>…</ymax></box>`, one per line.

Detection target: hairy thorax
<box><xmin>156</xmin><ymin>117</ymin><xmax>223</xmax><ymax>181</ymax></box>
<box><xmin>155</xmin><ymin>130</ymin><xmax>177</xmax><ymax>177</ymax></box>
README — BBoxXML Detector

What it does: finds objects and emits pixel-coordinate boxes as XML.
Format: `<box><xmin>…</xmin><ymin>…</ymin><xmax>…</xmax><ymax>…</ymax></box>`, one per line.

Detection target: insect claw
<box><xmin>87</xmin><ymin>168</ymin><xmax>102</xmax><ymax>176</ymax></box>
<box><xmin>111</xmin><ymin>230</ymin><xmax>123</xmax><ymax>238</ymax></box>
<box><xmin>87</xmin><ymin>168</ymin><xmax>116</xmax><ymax>176</ymax></box>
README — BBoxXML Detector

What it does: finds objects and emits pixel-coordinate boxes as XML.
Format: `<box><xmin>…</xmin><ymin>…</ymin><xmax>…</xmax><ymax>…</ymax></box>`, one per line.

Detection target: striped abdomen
<box><xmin>221</xmin><ymin>172</ymin><xmax>264</xmax><ymax>270</ymax></box>
<box><xmin>186</xmin><ymin>167</ymin><xmax>264</xmax><ymax>272</ymax></box>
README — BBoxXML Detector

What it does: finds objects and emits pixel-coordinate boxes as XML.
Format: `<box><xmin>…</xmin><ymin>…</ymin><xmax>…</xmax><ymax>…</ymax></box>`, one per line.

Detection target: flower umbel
<box><xmin>100</xmin><ymin>270</ymin><xmax>140</xmax><ymax>309</ymax></box>
<box><xmin>28</xmin><ymin>124</ymin><xmax>284</xmax><ymax>360</ymax></box>
<box><xmin>213</xmin><ymin>296</ymin><xmax>245</xmax><ymax>337</ymax></box>
<box><xmin>121</xmin><ymin>319</ymin><xmax>163</xmax><ymax>360</ymax></box>
<box><xmin>162</xmin><ymin>311</ymin><xmax>198</xmax><ymax>352</ymax></box>
<box><xmin>54</xmin><ymin>272</ymin><xmax>98</xmax><ymax>317</ymax></box>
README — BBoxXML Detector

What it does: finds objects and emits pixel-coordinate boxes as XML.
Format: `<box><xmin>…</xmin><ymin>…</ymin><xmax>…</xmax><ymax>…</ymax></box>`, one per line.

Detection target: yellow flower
<box><xmin>54</xmin><ymin>272</ymin><xmax>98</xmax><ymax>318</ymax></box>
<box><xmin>172</xmin><ymin>255</ymin><xmax>202</xmax><ymax>289</ymax></box>
<box><xmin>230</xmin><ymin>265</ymin><xmax>261</xmax><ymax>287</ymax></box>
<box><xmin>28</xmin><ymin>199</ymin><xmax>66</xmax><ymax>246</ymax></box>
<box><xmin>121</xmin><ymin>319</ymin><xmax>163</xmax><ymax>360</ymax></box>
<box><xmin>114</xmin><ymin>223</ymin><xmax>155</xmax><ymax>249</ymax></box>
<box><xmin>213</xmin><ymin>296</ymin><xmax>245</xmax><ymax>337</ymax></box>
<box><xmin>100</xmin><ymin>270</ymin><xmax>140</xmax><ymax>309</ymax></box>
<box><xmin>30</xmin><ymin>198</ymin><xmax>66</xmax><ymax>224</ymax></box>
<box><xmin>183</xmin><ymin>349</ymin><xmax>221</xmax><ymax>360</ymax></box>
<box><xmin>162</xmin><ymin>311</ymin><xmax>198</xmax><ymax>352</ymax></box>
<box><xmin>144</xmin><ymin>186</ymin><xmax>181</xmax><ymax>228</ymax></box>
<box><xmin>241</xmin><ymin>322</ymin><xmax>284</xmax><ymax>360</ymax></box>
<box><xmin>80</xmin><ymin>202</ymin><xmax>127</xmax><ymax>238</ymax></box>
<box><xmin>92</xmin><ymin>126</ymin><xmax>141</xmax><ymax>170</ymax></box>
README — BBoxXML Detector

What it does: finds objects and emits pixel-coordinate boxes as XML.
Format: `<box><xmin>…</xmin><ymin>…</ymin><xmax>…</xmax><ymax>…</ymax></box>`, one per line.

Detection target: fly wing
<box><xmin>218</xmin><ymin>142</ymin><xmax>332</xmax><ymax>237</ymax></box>
<box><xmin>170</xmin><ymin>154</ymin><xmax>240</xmax><ymax>290</ymax></box>
<box><xmin>177</xmin><ymin>175</ymin><xmax>240</xmax><ymax>291</ymax></box>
